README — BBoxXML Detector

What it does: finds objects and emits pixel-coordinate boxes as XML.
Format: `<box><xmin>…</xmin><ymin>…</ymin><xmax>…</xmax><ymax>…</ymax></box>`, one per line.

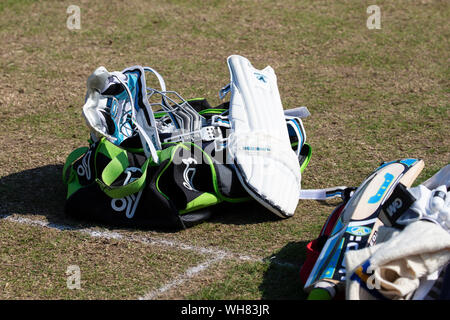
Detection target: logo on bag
<box><xmin>182</xmin><ymin>158</ymin><xmax>198</xmax><ymax>191</ymax></box>
<box><xmin>76</xmin><ymin>149</ymin><xmax>92</xmax><ymax>180</ymax></box>
<box><xmin>110</xmin><ymin>167</ymin><xmax>143</xmax><ymax>219</ymax></box>
<box><xmin>111</xmin><ymin>190</ymin><xmax>143</xmax><ymax>219</ymax></box>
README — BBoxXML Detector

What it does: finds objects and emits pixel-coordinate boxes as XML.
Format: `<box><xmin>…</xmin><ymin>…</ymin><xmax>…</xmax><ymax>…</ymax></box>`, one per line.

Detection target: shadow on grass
<box><xmin>0</xmin><ymin>164</ymin><xmax>174</xmax><ymax>232</ymax></box>
<box><xmin>259</xmin><ymin>241</ymin><xmax>310</xmax><ymax>300</ymax></box>
<box><xmin>208</xmin><ymin>201</ymin><xmax>281</xmax><ymax>226</ymax></box>
<box><xmin>0</xmin><ymin>165</ymin><xmax>281</xmax><ymax>231</ymax></box>
<box><xmin>0</xmin><ymin>165</ymin><xmax>65</xmax><ymax>220</ymax></box>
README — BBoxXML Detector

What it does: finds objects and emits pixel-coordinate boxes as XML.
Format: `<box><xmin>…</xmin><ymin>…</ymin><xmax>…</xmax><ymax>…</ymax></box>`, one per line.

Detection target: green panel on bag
<box><xmin>101</xmin><ymin>151</ymin><xmax>129</xmax><ymax>186</ymax></box>
<box><xmin>67</xmin><ymin>174</ymin><xmax>84</xmax><ymax>199</ymax></box>
<box><xmin>180</xmin><ymin>192</ymin><xmax>221</xmax><ymax>214</ymax></box>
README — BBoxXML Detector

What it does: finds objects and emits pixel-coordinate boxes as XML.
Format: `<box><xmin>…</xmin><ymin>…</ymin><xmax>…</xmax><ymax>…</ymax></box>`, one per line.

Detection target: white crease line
<box><xmin>1</xmin><ymin>213</ymin><xmax>121</xmax><ymax>238</ymax></box>
<box><xmin>1</xmin><ymin>213</ymin><xmax>299</xmax><ymax>299</ymax></box>
<box><xmin>142</xmin><ymin>255</ymin><xmax>299</xmax><ymax>300</ymax></box>
<box><xmin>0</xmin><ymin>213</ymin><xmax>259</xmax><ymax>261</ymax></box>
<box><xmin>138</xmin><ymin>254</ymin><xmax>226</xmax><ymax>300</ymax></box>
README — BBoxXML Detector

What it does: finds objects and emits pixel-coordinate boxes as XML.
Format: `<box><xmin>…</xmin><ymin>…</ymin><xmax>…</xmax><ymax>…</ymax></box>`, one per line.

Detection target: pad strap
<box><xmin>299</xmin><ymin>186</ymin><xmax>355</xmax><ymax>201</ymax></box>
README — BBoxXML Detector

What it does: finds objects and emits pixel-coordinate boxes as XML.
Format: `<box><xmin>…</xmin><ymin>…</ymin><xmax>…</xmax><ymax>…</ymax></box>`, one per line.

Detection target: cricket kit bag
<box><xmin>63</xmin><ymin>56</ymin><xmax>347</xmax><ymax>229</ymax></box>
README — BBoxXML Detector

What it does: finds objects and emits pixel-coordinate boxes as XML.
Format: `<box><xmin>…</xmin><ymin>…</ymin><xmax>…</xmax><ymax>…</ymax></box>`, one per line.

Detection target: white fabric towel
<box><xmin>345</xmin><ymin>220</ymin><xmax>450</xmax><ymax>300</ymax></box>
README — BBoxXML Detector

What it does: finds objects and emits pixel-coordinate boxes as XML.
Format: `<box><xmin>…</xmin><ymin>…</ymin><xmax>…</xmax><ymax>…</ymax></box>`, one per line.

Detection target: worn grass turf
<box><xmin>0</xmin><ymin>0</ymin><xmax>448</xmax><ymax>299</ymax></box>
<box><xmin>0</xmin><ymin>220</ymin><xmax>205</xmax><ymax>299</ymax></box>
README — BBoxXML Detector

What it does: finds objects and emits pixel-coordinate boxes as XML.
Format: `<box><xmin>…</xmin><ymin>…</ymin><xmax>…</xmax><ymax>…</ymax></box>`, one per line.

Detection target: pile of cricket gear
<box><xmin>63</xmin><ymin>55</ymin><xmax>347</xmax><ymax>229</ymax></box>
<box><xmin>63</xmin><ymin>55</ymin><xmax>449</xmax><ymax>300</ymax></box>
<box><xmin>300</xmin><ymin>162</ymin><xmax>450</xmax><ymax>300</ymax></box>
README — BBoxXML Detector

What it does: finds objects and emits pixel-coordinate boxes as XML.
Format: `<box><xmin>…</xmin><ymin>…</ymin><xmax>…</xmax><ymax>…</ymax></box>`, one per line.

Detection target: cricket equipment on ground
<box><xmin>397</xmin><ymin>185</ymin><xmax>450</xmax><ymax>231</ymax></box>
<box><xmin>384</xmin><ymin>164</ymin><xmax>450</xmax><ymax>231</ymax></box>
<box><xmin>423</xmin><ymin>164</ymin><xmax>450</xmax><ymax>190</ymax></box>
<box><xmin>82</xmin><ymin>66</ymin><xmax>161</xmax><ymax>163</ymax></box>
<box><xmin>63</xmin><ymin>136</ymin><xmax>251</xmax><ymax>229</ymax></box>
<box><xmin>299</xmin><ymin>202</ymin><xmax>346</xmax><ymax>287</ymax></box>
<box><xmin>345</xmin><ymin>220</ymin><xmax>450</xmax><ymax>300</ymax></box>
<box><xmin>345</xmin><ymin>163</ymin><xmax>450</xmax><ymax>300</ymax></box>
<box><xmin>64</xmin><ymin>58</ymin><xmax>348</xmax><ymax>229</ymax></box>
<box><xmin>303</xmin><ymin>158</ymin><xmax>424</xmax><ymax>299</ymax></box>
<box><xmin>225</xmin><ymin>55</ymin><xmax>301</xmax><ymax>218</ymax></box>
<box><xmin>64</xmin><ymin>96</ymin><xmax>316</xmax><ymax>229</ymax></box>
<box><xmin>65</xmin><ymin>94</ymin><xmax>257</xmax><ymax>229</ymax></box>
<box><xmin>283</xmin><ymin>106</ymin><xmax>311</xmax><ymax>119</ymax></box>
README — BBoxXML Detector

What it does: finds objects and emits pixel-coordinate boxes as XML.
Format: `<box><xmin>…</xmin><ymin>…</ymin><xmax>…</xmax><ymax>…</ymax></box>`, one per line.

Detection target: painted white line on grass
<box><xmin>1</xmin><ymin>213</ymin><xmax>122</xmax><ymax>238</ymax></box>
<box><xmin>0</xmin><ymin>214</ymin><xmax>260</xmax><ymax>261</ymax></box>
<box><xmin>140</xmin><ymin>255</ymin><xmax>299</xmax><ymax>300</ymax></box>
<box><xmin>1</xmin><ymin>213</ymin><xmax>298</xmax><ymax>299</ymax></box>
<box><xmin>138</xmin><ymin>254</ymin><xmax>226</xmax><ymax>300</ymax></box>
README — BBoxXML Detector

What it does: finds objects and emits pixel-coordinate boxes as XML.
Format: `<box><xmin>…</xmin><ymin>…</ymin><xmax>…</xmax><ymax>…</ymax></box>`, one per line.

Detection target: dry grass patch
<box><xmin>0</xmin><ymin>219</ymin><xmax>205</xmax><ymax>299</ymax></box>
<box><xmin>0</xmin><ymin>0</ymin><xmax>448</xmax><ymax>300</ymax></box>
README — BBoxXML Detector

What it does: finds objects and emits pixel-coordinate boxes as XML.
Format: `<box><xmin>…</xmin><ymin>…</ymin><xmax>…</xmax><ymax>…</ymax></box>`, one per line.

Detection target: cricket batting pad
<box><xmin>225</xmin><ymin>55</ymin><xmax>301</xmax><ymax>218</ymax></box>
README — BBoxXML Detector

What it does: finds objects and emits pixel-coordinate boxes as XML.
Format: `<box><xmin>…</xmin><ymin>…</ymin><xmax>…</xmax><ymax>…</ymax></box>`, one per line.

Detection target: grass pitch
<box><xmin>0</xmin><ymin>0</ymin><xmax>448</xmax><ymax>300</ymax></box>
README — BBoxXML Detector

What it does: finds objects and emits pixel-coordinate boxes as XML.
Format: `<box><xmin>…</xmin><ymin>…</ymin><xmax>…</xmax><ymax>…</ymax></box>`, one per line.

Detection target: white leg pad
<box><xmin>226</xmin><ymin>55</ymin><xmax>301</xmax><ymax>218</ymax></box>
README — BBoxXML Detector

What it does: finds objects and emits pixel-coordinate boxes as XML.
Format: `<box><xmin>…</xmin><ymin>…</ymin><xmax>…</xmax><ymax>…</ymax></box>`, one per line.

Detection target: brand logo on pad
<box><xmin>242</xmin><ymin>146</ymin><xmax>271</xmax><ymax>152</ymax></box>
<box><xmin>254</xmin><ymin>72</ymin><xmax>267</xmax><ymax>83</ymax></box>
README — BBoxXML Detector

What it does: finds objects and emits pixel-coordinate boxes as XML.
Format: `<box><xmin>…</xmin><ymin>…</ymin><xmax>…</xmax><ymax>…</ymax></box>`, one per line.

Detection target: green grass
<box><xmin>0</xmin><ymin>0</ymin><xmax>448</xmax><ymax>300</ymax></box>
<box><xmin>0</xmin><ymin>220</ymin><xmax>205</xmax><ymax>299</ymax></box>
<box><xmin>186</xmin><ymin>260</ymin><xmax>305</xmax><ymax>300</ymax></box>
